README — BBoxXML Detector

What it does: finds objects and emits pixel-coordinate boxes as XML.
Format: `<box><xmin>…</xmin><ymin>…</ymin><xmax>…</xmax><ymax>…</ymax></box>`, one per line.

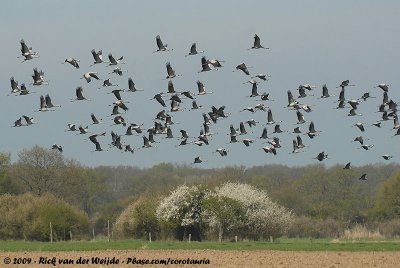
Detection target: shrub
<box><xmin>113</xmin><ymin>195</ymin><xmax>160</xmax><ymax>240</ymax></box>
<box><xmin>376</xmin><ymin>218</ymin><xmax>400</xmax><ymax>238</ymax></box>
<box><xmin>340</xmin><ymin>224</ymin><xmax>384</xmax><ymax>241</ymax></box>
<box><xmin>0</xmin><ymin>193</ymin><xmax>89</xmax><ymax>241</ymax></box>
<box><xmin>287</xmin><ymin>216</ymin><xmax>346</xmax><ymax>238</ymax></box>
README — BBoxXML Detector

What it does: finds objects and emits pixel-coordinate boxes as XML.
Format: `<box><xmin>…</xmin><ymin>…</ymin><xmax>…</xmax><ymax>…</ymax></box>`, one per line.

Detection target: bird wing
<box><xmin>155</xmin><ymin>95</ymin><xmax>166</xmax><ymax>107</ymax></box>
<box><xmin>260</xmin><ymin>127</ymin><xmax>268</xmax><ymax>139</ymax></box>
<box><xmin>166</xmin><ymin>62</ymin><xmax>175</xmax><ymax>76</ymax></box>
<box><xmin>113</xmin><ymin>90</ymin><xmax>122</xmax><ymax>101</ymax></box>
<box><xmin>108</xmin><ymin>53</ymin><xmax>117</xmax><ymax>64</ymax></box>
<box><xmin>143</xmin><ymin>135</ymin><xmax>151</xmax><ymax>146</ymax></box>
<box><xmin>167</xmin><ymin>80</ymin><xmax>175</xmax><ymax>93</ymax></box>
<box><xmin>197</xmin><ymin>80</ymin><xmax>205</xmax><ymax>94</ymax></box>
<box><xmin>128</xmin><ymin>77</ymin><xmax>135</xmax><ymax>91</ymax></box>
<box><xmin>23</xmin><ymin>115</ymin><xmax>32</xmax><ymax>124</ymax></box>
<box><xmin>45</xmin><ymin>94</ymin><xmax>54</xmax><ymax>107</ymax></box>
<box><xmin>254</xmin><ymin>34</ymin><xmax>261</xmax><ymax>47</ymax></box>
<box><xmin>297</xmin><ymin>135</ymin><xmax>304</xmax><ymax>147</ymax></box>
<box><xmin>40</xmin><ymin>95</ymin><xmax>47</xmax><ymax>109</ymax></box>
<box><xmin>97</xmin><ymin>50</ymin><xmax>103</xmax><ymax>61</ymax></box>
<box><xmin>156</xmin><ymin>35</ymin><xmax>164</xmax><ymax>49</ymax></box>
<box><xmin>201</xmin><ymin>56</ymin><xmax>208</xmax><ymax>66</ymax></box>
<box><xmin>298</xmin><ymin>87</ymin><xmax>306</xmax><ymax>97</ymax></box>
<box><xmin>190</xmin><ymin>43</ymin><xmax>197</xmax><ymax>54</ymax></box>
<box><xmin>170</xmin><ymin>99</ymin><xmax>179</xmax><ymax>110</ymax></box>
<box><xmin>297</xmin><ymin>111</ymin><xmax>304</xmax><ymax>122</ymax></box>
<box><xmin>76</xmin><ymin>87</ymin><xmax>85</xmax><ymax>99</ymax></box>
<box><xmin>32</xmin><ymin>68</ymin><xmax>40</xmax><ymax>81</ymax></box>
<box><xmin>322</xmin><ymin>84</ymin><xmax>328</xmax><ymax>97</ymax></box>
<box><xmin>184</xmin><ymin>91</ymin><xmax>194</xmax><ymax>99</ymax></box>
<box><xmin>309</xmin><ymin>121</ymin><xmax>315</xmax><ymax>132</ymax></box>
<box><xmin>240</xmin><ymin>122</ymin><xmax>246</xmax><ymax>134</ymax></box>
<box><xmin>236</xmin><ymin>63</ymin><xmax>249</xmax><ymax>75</ymax></box>
<box><xmin>118</xmin><ymin>101</ymin><xmax>129</xmax><ymax>111</ymax></box>
<box><xmin>91</xmin><ymin>113</ymin><xmax>99</xmax><ymax>124</ymax></box>
<box><xmin>91</xmin><ymin>49</ymin><xmax>101</xmax><ymax>63</ymax></box>
<box><xmin>10</xmin><ymin>77</ymin><xmax>20</xmax><ymax>92</ymax></box>
<box><xmin>94</xmin><ymin>142</ymin><xmax>102</xmax><ymax>151</ymax></box>
<box><xmin>166</xmin><ymin>127</ymin><xmax>173</xmax><ymax>138</ymax></box>
<box><xmin>251</xmin><ymin>83</ymin><xmax>258</xmax><ymax>96</ymax></box>
<box><xmin>89</xmin><ymin>72</ymin><xmax>100</xmax><ymax>80</ymax></box>
<box><xmin>287</xmin><ymin>90</ymin><xmax>294</xmax><ymax>105</ymax></box>
<box><xmin>267</xmin><ymin>109</ymin><xmax>273</xmax><ymax>122</ymax></box>
<box><xmin>71</xmin><ymin>58</ymin><xmax>79</xmax><ymax>68</ymax></box>
<box><xmin>339</xmin><ymin>89</ymin><xmax>345</xmax><ymax>101</ymax></box>
<box><xmin>89</xmin><ymin>134</ymin><xmax>99</xmax><ymax>144</ymax></box>
<box><xmin>20</xmin><ymin>39</ymin><xmax>30</xmax><ymax>55</ymax></box>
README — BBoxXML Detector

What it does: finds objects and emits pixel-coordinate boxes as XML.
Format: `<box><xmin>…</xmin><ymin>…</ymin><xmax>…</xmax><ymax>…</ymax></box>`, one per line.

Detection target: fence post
<box><xmin>92</xmin><ymin>228</ymin><xmax>95</xmax><ymax>241</ymax></box>
<box><xmin>269</xmin><ymin>236</ymin><xmax>273</xmax><ymax>243</ymax></box>
<box><xmin>188</xmin><ymin>233</ymin><xmax>191</xmax><ymax>243</ymax></box>
<box><xmin>107</xmin><ymin>220</ymin><xmax>110</xmax><ymax>242</ymax></box>
<box><xmin>235</xmin><ymin>235</ymin><xmax>238</xmax><ymax>242</ymax></box>
<box><xmin>50</xmin><ymin>222</ymin><xmax>53</xmax><ymax>243</ymax></box>
<box><xmin>149</xmin><ymin>232</ymin><xmax>152</xmax><ymax>243</ymax></box>
<box><xmin>70</xmin><ymin>231</ymin><xmax>73</xmax><ymax>241</ymax></box>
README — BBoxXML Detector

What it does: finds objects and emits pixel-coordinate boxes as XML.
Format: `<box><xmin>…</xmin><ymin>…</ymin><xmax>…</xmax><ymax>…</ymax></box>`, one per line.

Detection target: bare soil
<box><xmin>2</xmin><ymin>250</ymin><xmax>400</xmax><ymax>268</ymax></box>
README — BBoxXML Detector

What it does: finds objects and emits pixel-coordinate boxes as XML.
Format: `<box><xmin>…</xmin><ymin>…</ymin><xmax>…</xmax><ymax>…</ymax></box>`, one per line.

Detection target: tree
<box><xmin>113</xmin><ymin>195</ymin><xmax>160</xmax><ymax>240</ymax></box>
<box><xmin>203</xmin><ymin>195</ymin><xmax>245</xmax><ymax>242</ymax></box>
<box><xmin>58</xmin><ymin>160</ymin><xmax>107</xmax><ymax>216</ymax></box>
<box><xmin>0</xmin><ymin>153</ymin><xmax>23</xmax><ymax>194</ymax></box>
<box><xmin>11</xmin><ymin>145</ymin><xmax>65</xmax><ymax>196</ymax></box>
<box><xmin>156</xmin><ymin>185</ymin><xmax>209</xmax><ymax>241</ymax></box>
<box><xmin>156</xmin><ymin>182</ymin><xmax>293</xmax><ymax>241</ymax></box>
<box><xmin>370</xmin><ymin>171</ymin><xmax>400</xmax><ymax>219</ymax></box>
<box><xmin>216</xmin><ymin>182</ymin><xmax>294</xmax><ymax>240</ymax></box>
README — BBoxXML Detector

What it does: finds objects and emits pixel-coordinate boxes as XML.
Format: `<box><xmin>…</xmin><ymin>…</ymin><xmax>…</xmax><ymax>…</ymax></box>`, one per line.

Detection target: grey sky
<box><xmin>1</xmin><ymin>1</ymin><xmax>399</xmax><ymax>168</ymax></box>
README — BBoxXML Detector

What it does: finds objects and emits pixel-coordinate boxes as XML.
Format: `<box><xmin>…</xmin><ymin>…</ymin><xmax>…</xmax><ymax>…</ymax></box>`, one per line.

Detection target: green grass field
<box><xmin>1</xmin><ymin>238</ymin><xmax>400</xmax><ymax>252</ymax></box>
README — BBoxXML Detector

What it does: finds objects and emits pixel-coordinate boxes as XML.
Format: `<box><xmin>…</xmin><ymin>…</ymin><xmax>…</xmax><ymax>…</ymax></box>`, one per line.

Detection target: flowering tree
<box><xmin>156</xmin><ymin>185</ymin><xmax>209</xmax><ymax>240</ymax></box>
<box><xmin>156</xmin><ymin>182</ymin><xmax>293</xmax><ymax>241</ymax></box>
<box><xmin>216</xmin><ymin>182</ymin><xmax>294</xmax><ymax>240</ymax></box>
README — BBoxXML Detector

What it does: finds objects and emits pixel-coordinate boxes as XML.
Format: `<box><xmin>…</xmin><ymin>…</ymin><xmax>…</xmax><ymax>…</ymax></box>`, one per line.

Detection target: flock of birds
<box><xmin>8</xmin><ymin>35</ymin><xmax>399</xmax><ymax>181</ymax></box>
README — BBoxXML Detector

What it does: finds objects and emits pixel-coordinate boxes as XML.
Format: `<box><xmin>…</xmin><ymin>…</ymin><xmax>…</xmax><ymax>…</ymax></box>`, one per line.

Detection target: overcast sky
<box><xmin>1</xmin><ymin>1</ymin><xmax>399</xmax><ymax>168</ymax></box>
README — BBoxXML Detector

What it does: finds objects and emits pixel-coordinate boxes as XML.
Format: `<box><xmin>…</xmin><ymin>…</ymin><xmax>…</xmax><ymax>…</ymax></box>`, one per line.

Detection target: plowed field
<box><xmin>3</xmin><ymin>250</ymin><xmax>400</xmax><ymax>268</ymax></box>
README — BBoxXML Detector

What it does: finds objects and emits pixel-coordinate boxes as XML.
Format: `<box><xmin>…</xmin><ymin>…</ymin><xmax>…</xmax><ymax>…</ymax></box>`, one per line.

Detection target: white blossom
<box><xmin>156</xmin><ymin>182</ymin><xmax>294</xmax><ymax>240</ymax></box>
<box><xmin>156</xmin><ymin>185</ymin><xmax>210</xmax><ymax>227</ymax></box>
<box><xmin>216</xmin><ymin>182</ymin><xmax>294</xmax><ymax>238</ymax></box>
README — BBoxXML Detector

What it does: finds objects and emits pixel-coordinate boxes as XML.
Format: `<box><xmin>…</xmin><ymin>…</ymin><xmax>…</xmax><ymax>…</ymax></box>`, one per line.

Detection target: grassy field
<box><xmin>1</xmin><ymin>238</ymin><xmax>400</xmax><ymax>252</ymax></box>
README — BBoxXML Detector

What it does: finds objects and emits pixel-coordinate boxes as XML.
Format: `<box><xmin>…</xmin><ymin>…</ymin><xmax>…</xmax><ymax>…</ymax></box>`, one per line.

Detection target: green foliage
<box><xmin>0</xmin><ymin>152</ymin><xmax>10</xmax><ymax>168</ymax></box>
<box><xmin>2</xmin><ymin>146</ymin><xmax>400</xmax><ymax>241</ymax></box>
<box><xmin>203</xmin><ymin>195</ymin><xmax>245</xmax><ymax>241</ymax></box>
<box><xmin>0</xmin><ymin>193</ymin><xmax>89</xmax><ymax>241</ymax></box>
<box><xmin>114</xmin><ymin>195</ymin><xmax>160</xmax><ymax>240</ymax></box>
<box><xmin>370</xmin><ymin>172</ymin><xmax>400</xmax><ymax>219</ymax></box>
<box><xmin>289</xmin><ymin>166</ymin><xmax>371</xmax><ymax>220</ymax></box>
<box><xmin>0</xmin><ymin>153</ymin><xmax>23</xmax><ymax>194</ymax></box>
<box><xmin>10</xmin><ymin>145</ymin><xmax>65</xmax><ymax>196</ymax></box>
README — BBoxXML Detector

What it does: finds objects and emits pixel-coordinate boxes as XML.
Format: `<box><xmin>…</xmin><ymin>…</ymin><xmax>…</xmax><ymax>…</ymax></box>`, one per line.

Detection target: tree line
<box><xmin>0</xmin><ymin>145</ymin><xmax>399</xmax><ymax>241</ymax></box>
